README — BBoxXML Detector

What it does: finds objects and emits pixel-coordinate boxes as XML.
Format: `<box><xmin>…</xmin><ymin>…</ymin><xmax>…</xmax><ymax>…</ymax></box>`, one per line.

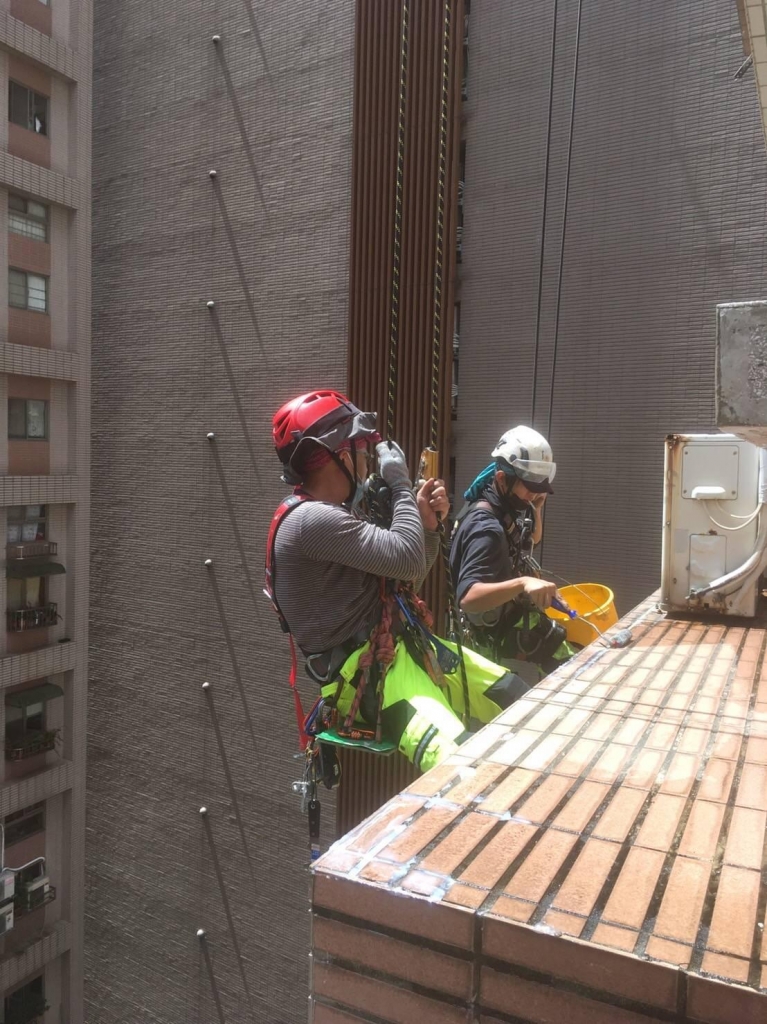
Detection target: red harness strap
<box><xmin>265</xmin><ymin>489</ymin><xmax>312</xmax><ymax>749</ymax></box>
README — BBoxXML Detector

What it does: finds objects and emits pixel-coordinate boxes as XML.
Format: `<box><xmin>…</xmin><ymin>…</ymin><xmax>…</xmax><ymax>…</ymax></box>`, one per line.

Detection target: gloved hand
<box><xmin>376</xmin><ymin>441</ymin><xmax>411</xmax><ymax>490</ymax></box>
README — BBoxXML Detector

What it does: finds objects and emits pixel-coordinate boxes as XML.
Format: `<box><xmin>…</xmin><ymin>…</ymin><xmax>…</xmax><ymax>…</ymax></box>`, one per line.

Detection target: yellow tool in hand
<box><xmin>418</xmin><ymin>446</ymin><xmax>440</xmax><ymax>483</ymax></box>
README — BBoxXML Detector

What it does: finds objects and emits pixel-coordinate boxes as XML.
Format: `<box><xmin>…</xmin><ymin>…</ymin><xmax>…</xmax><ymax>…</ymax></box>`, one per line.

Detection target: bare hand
<box><xmin>521</xmin><ymin>576</ymin><xmax>557</xmax><ymax>611</ymax></box>
<box><xmin>417</xmin><ymin>478</ymin><xmax>449</xmax><ymax>531</ymax></box>
<box><xmin>531</xmin><ymin>493</ymin><xmax>547</xmax><ymax>509</ymax></box>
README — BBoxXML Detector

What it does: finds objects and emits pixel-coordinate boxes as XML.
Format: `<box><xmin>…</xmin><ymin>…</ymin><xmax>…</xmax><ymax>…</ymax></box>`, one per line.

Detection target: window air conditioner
<box><xmin>24</xmin><ymin>875</ymin><xmax>49</xmax><ymax>900</ymax></box>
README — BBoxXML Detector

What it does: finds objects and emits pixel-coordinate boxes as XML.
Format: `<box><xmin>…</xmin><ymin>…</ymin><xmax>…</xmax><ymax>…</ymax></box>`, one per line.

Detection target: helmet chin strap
<box><xmin>496</xmin><ymin>475</ymin><xmax>532</xmax><ymax>527</ymax></box>
<box><xmin>329</xmin><ymin>449</ymin><xmax>359</xmax><ymax>506</ymax></box>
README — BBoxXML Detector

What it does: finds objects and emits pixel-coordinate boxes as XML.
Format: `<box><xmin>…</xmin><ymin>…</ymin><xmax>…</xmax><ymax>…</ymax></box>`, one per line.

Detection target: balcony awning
<box><xmin>6</xmin><ymin>561</ymin><xmax>65</xmax><ymax>579</ymax></box>
<box><xmin>6</xmin><ymin>683</ymin><xmax>64</xmax><ymax>708</ymax></box>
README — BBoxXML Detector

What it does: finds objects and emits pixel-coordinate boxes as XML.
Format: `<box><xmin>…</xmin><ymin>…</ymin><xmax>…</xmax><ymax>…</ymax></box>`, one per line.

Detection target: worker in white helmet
<box><xmin>450</xmin><ymin>426</ymin><xmax>575</xmax><ymax>683</ymax></box>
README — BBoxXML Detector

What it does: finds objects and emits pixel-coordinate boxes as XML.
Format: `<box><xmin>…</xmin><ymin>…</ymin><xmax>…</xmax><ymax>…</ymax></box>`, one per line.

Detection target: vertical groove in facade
<box><xmin>339</xmin><ymin>0</ymin><xmax>463</xmax><ymax>837</ymax></box>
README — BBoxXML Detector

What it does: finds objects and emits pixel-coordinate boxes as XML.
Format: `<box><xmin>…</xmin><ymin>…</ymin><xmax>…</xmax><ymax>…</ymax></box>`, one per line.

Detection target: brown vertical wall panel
<box><xmin>339</xmin><ymin>0</ymin><xmax>463</xmax><ymax>835</ymax></box>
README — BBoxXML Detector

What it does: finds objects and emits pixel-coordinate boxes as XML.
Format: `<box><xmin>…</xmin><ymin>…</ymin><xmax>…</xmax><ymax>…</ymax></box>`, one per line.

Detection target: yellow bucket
<box><xmin>546</xmin><ymin>583</ymin><xmax>618</xmax><ymax>647</ymax></box>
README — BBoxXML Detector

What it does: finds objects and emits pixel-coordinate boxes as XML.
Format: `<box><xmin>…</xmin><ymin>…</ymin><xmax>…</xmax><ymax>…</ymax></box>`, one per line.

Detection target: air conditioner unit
<box><xmin>0</xmin><ymin>869</ymin><xmax>15</xmax><ymax>904</ymax></box>
<box><xmin>661</xmin><ymin>434</ymin><xmax>762</xmax><ymax>616</ymax></box>
<box><xmin>0</xmin><ymin>901</ymin><xmax>14</xmax><ymax>935</ymax></box>
<box><xmin>23</xmin><ymin>875</ymin><xmax>49</xmax><ymax>901</ymax></box>
<box><xmin>662</xmin><ymin>302</ymin><xmax>767</xmax><ymax>618</ymax></box>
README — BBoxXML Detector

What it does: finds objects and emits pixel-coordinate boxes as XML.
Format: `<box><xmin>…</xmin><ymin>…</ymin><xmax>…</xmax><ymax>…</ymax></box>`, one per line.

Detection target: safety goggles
<box><xmin>512</xmin><ymin>458</ymin><xmax>556</xmax><ymax>486</ymax></box>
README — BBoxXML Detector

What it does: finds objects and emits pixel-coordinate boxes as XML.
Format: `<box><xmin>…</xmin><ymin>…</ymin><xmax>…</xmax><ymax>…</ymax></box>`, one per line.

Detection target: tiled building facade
<box><xmin>86</xmin><ymin>0</ymin><xmax>767</xmax><ymax>1022</ymax></box>
<box><xmin>0</xmin><ymin>1</ymin><xmax>91</xmax><ymax>1022</ymax></box>
<box><xmin>86</xmin><ymin>1</ymin><xmax>352</xmax><ymax>1022</ymax></box>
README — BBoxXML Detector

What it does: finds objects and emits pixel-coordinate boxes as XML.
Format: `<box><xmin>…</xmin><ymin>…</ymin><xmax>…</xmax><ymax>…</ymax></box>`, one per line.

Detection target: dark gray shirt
<box><xmin>273</xmin><ymin>486</ymin><xmax>440</xmax><ymax>653</ymax></box>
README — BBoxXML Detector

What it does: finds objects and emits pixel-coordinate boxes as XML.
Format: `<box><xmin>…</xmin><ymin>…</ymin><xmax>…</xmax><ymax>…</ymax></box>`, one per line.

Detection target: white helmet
<box><xmin>491</xmin><ymin>425</ymin><xmax>556</xmax><ymax>493</ymax></box>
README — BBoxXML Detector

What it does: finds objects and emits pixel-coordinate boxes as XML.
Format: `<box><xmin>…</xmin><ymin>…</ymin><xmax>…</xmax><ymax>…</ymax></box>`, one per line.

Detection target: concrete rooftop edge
<box><xmin>311</xmin><ymin>595</ymin><xmax>767</xmax><ymax>1023</ymax></box>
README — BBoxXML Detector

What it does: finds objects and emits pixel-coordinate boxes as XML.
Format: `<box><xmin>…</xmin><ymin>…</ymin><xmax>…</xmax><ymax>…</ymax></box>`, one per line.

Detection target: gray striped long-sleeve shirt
<box><xmin>273</xmin><ymin>486</ymin><xmax>440</xmax><ymax>654</ymax></box>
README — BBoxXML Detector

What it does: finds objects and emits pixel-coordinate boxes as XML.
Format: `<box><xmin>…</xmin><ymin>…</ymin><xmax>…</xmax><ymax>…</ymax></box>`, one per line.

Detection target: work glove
<box><xmin>376</xmin><ymin>441</ymin><xmax>411</xmax><ymax>490</ymax></box>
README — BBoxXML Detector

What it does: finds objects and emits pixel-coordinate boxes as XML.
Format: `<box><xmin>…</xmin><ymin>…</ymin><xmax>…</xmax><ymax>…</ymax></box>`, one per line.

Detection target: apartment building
<box><xmin>0</xmin><ymin>1</ymin><xmax>91</xmax><ymax>1022</ymax></box>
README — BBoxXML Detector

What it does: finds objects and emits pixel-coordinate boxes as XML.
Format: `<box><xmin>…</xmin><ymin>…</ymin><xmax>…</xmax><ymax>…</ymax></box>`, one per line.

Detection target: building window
<box><xmin>3</xmin><ymin>803</ymin><xmax>45</xmax><ymax>847</ymax></box>
<box><xmin>8</xmin><ymin>399</ymin><xmax>48</xmax><ymax>440</ymax></box>
<box><xmin>8</xmin><ymin>196</ymin><xmax>48</xmax><ymax>243</ymax></box>
<box><xmin>7</xmin><ymin>576</ymin><xmax>47</xmax><ymax>613</ymax></box>
<box><xmin>6</xmin><ymin>700</ymin><xmax>44</xmax><ymax>745</ymax></box>
<box><xmin>5</xmin><ymin>684</ymin><xmax>62</xmax><ymax>762</ymax></box>
<box><xmin>9</xmin><ymin>269</ymin><xmax>48</xmax><ymax>313</ymax></box>
<box><xmin>7</xmin><ymin>506</ymin><xmax>47</xmax><ymax>546</ymax></box>
<box><xmin>8</xmin><ymin>82</ymin><xmax>48</xmax><ymax>136</ymax></box>
<box><xmin>3</xmin><ymin>974</ymin><xmax>47</xmax><ymax>1024</ymax></box>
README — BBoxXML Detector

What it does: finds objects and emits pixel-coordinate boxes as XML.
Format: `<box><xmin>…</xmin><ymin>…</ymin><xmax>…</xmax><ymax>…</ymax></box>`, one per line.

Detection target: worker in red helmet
<box><xmin>265</xmin><ymin>390</ymin><xmax>530</xmax><ymax>774</ymax></box>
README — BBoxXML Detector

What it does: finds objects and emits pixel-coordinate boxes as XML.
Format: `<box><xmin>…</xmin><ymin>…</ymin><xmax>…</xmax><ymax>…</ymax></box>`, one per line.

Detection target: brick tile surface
<box><xmin>654</xmin><ymin>856</ymin><xmax>712</xmax><ymax>944</ymax></box>
<box><xmin>707</xmin><ymin>867</ymin><xmax>761</xmax><ymax>958</ymax></box>
<box><xmin>504</xmin><ymin>829</ymin><xmax>579</xmax><ymax>903</ymax></box>
<box><xmin>551</xmin><ymin>839</ymin><xmax>621</xmax><ymax>916</ymax></box>
<box><xmin>603</xmin><ymin>847</ymin><xmax>666</xmax><ymax>929</ymax></box>
<box><xmin>312</xmin><ymin>917</ymin><xmax>472</xmax><ymax>1000</ymax></box>
<box><xmin>313</xmin><ymin>963</ymin><xmax>467</xmax><ymax>1024</ymax></box>
<box><xmin>723</xmin><ymin>807</ymin><xmax>766</xmax><ymax>869</ymax></box>
<box><xmin>312</xmin><ymin>602</ymin><xmax>767</xmax><ymax>1022</ymax></box>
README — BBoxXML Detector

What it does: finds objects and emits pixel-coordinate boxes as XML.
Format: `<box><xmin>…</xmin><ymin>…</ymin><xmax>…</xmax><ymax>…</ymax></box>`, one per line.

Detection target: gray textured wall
<box><xmin>455</xmin><ymin>0</ymin><xmax>767</xmax><ymax>611</ymax></box>
<box><xmin>87</xmin><ymin>2</ymin><xmax>353</xmax><ymax>1021</ymax></box>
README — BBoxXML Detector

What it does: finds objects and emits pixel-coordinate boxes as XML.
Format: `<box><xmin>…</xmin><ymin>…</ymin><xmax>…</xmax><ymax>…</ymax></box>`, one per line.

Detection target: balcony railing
<box><xmin>5</xmin><ymin>729</ymin><xmax>59</xmax><ymax>762</ymax></box>
<box><xmin>6</xmin><ymin>604</ymin><xmax>57</xmax><ymax>633</ymax></box>
<box><xmin>4</xmin><ymin>995</ymin><xmax>48</xmax><ymax>1024</ymax></box>
<box><xmin>15</xmin><ymin>883</ymin><xmax>56</xmax><ymax>915</ymax></box>
<box><xmin>6</xmin><ymin>541</ymin><xmax>57</xmax><ymax>561</ymax></box>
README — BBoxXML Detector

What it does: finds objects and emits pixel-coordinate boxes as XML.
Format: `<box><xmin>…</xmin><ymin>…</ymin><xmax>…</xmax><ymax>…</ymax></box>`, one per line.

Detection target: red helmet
<box><xmin>272</xmin><ymin>390</ymin><xmax>378</xmax><ymax>483</ymax></box>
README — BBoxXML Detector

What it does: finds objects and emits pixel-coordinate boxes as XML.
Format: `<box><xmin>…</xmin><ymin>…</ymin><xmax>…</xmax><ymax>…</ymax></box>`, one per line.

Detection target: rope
<box><xmin>530</xmin><ymin>0</ymin><xmax>559</xmax><ymax>429</ymax></box>
<box><xmin>546</xmin><ymin>0</ymin><xmax>584</xmax><ymax>444</ymax></box>
<box><xmin>387</xmin><ymin>0</ymin><xmax>411</xmax><ymax>440</ymax></box>
<box><xmin>537</xmin><ymin>0</ymin><xmax>583</xmax><ymax>568</ymax></box>
<box><xmin>430</xmin><ymin>0</ymin><xmax>450</xmax><ymax>452</ymax></box>
<box><xmin>428</xmin><ymin>0</ymin><xmax>470</xmax><ymax>729</ymax></box>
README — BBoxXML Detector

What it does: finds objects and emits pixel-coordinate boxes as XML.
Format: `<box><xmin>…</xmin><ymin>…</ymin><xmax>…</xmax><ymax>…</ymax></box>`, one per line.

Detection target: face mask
<box><xmin>506</xmin><ymin>491</ymin><xmax>531</xmax><ymax>513</ymax></box>
<box><xmin>498</xmin><ymin>478</ymin><xmax>530</xmax><ymax>514</ymax></box>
